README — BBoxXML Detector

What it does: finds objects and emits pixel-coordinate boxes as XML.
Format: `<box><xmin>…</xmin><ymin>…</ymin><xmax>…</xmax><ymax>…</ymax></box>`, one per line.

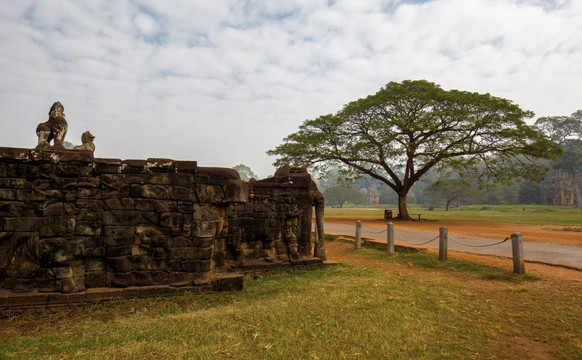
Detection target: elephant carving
<box><xmin>274</xmin><ymin>165</ymin><xmax>326</xmax><ymax>260</ymax></box>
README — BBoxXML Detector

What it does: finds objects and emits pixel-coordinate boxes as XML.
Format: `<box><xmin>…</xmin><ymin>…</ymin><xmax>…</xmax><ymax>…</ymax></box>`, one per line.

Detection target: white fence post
<box><xmin>511</xmin><ymin>232</ymin><xmax>525</xmax><ymax>274</ymax></box>
<box><xmin>439</xmin><ymin>226</ymin><xmax>448</xmax><ymax>262</ymax></box>
<box><xmin>355</xmin><ymin>220</ymin><xmax>362</xmax><ymax>249</ymax></box>
<box><xmin>387</xmin><ymin>222</ymin><xmax>395</xmax><ymax>255</ymax></box>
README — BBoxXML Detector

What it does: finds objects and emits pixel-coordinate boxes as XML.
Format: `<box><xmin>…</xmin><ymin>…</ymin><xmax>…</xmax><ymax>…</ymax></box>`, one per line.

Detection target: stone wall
<box><xmin>0</xmin><ymin>147</ymin><xmax>323</xmax><ymax>302</ymax></box>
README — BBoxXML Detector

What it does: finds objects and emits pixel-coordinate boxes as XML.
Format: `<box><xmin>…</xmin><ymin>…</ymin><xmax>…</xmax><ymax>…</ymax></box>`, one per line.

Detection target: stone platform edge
<box><xmin>0</xmin><ymin>257</ymin><xmax>325</xmax><ymax>312</ymax></box>
<box><xmin>0</xmin><ymin>273</ymin><xmax>243</xmax><ymax>311</ymax></box>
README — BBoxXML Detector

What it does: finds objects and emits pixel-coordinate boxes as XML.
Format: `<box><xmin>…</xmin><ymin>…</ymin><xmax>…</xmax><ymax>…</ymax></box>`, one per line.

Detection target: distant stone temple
<box><xmin>360</xmin><ymin>185</ymin><xmax>380</xmax><ymax>205</ymax></box>
<box><xmin>543</xmin><ymin>169</ymin><xmax>582</xmax><ymax>206</ymax></box>
<box><xmin>0</xmin><ymin>102</ymin><xmax>325</xmax><ymax>309</ymax></box>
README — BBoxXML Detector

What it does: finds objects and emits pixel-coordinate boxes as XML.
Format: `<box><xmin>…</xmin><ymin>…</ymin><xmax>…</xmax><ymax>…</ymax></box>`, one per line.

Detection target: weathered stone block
<box><xmin>104</xmin><ymin>198</ymin><xmax>134</xmax><ymax>210</ymax></box>
<box><xmin>0</xmin><ymin>189</ymin><xmax>16</xmax><ymax>200</ymax></box>
<box><xmin>76</xmin><ymin>199</ymin><xmax>103</xmax><ymax>209</ymax></box>
<box><xmin>153</xmin><ymin>247</ymin><xmax>166</xmax><ymax>260</ymax></box>
<box><xmin>213</xmin><ymin>273</ymin><xmax>244</xmax><ymax>292</ymax></box>
<box><xmin>86</xmin><ymin>259</ymin><xmax>105</xmax><ymax>272</ymax></box>
<box><xmin>171</xmin><ymin>186</ymin><xmax>189</xmax><ymax>201</ymax></box>
<box><xmin>93</xmin><ymin>158</ymin><xmax>123</xmax><ymax>174</ymax></box>
<box><xmin>132</xmin><ymin>271</ymin><xmax>154</xmax><ymax>286</ymax></box>
<box><xmin>103</xmin><ymin>210</ymin><xmax>158</xmax><ymax>226</ymax></box>
<box><xmin>224</xmin><ymin>180</ymin><xmax>249</xmax><ymax>203</ymax></box>
<box><xmin>6</xmin><ymin>164</ymin><xmax>39</xmax><ymax>179</ymax></box>
<box><xmin>39</xmin><ymin>238</ymin><xmax>84</xmax><ymax>266</ymax></box>
<box><xmin>43</xmin><ymin>202</ymin><xmax>76</xmax><ymax>216</ymax></box>
<box><xmin>0</xmin><ymin>147</ymin><xmax>30</xmax><ymax>160</ymax></box>
<box><xmin>169</xmin><ymin>272</ymin><xmax>194</xmax><ymax>287</ymax></box>
<box><xmin>85</xmin><ymin>271</ymin><xmax>107</xmax><ymax>288</ymax></box>
<box><xmin>192</xmin><ymin>220</ymin><xmax>221</xmax><ymax>238</ymax></box>
<box><xmin>145</xmin><ymin>173</ymin><xmax>169</xmax><ymax>184</ymax></box>
<box><xmin>169</xmin><ymin>236</ymin><xmax>191</xmax><ymax>247</ymax></box>
<box><xmin>177</xmin><ymin>201</ymin><xmax>193</xmax><ymax>213</ymax></box>
<box><xmin>39</xmin><ymin>216</ymin><xmax>76</xmax><ymax>237</ymax></box>
<box><xmin>0</xmin><ymin>217</ymin><xmax>40</xmax><ymax>231</ymax></box>
<box><xmin>196</xmin><ymin>247</ymin><xmax>214</xmax><ymax>260</ymax></box>
<box><xmin>142</xmin><ymin>184</ymin><xmax>170</xmax><ymax>199</ymax></box>
<box><xmin>192</xmin><ymin>237</ymin><xmax>214</xmax><ymax>248</ymax></box>
<box><xmin>107</xmin><ymin>246</ymin><xmax>132</xmax><ymax>257</ymax></box>
<box><xmin>197</xmin><ymin>260</ymin><xmax>212</xmax><ymax>272</ymax></box>
<box><xmin>168</xmin><ymin>173</ymin><xmax>194</xmax><ymax>187</ymax></box>
<box><xmin>107</xmin><ymin>257</ymin><xmax>132</xmax><ymax>273</ymax></box>
<box><xmin>75</xmin><ymin>221</ymin><xmax>102</xmax><ymax>236</ymax></box>
<box><xmin>108</xmin><ymin>271</ymin><xmax>134</xmax><ymax>287</ymax></box>
<box><xmin>146</xmin><ymin>158</ymin><xmax>175</xmax><ymax>173</ymax></box>
<box><xmin>160</xmin><ymin>212</ymin><xmax>183</xmax><ymax>228</ymax></box>
<box><xmin>104</xmin><ymin>226</ymin><xmax>135</xmax><ymax>247</ymax></box>
<box><xmin>76</xmin><ymin>188</ymin><xmax>100</xmax><ymax>199</ymax></box>
<box><xmin>121</xmin><ymin>160</ymin><xmax>147</xmax><ymax>174</ymax></box>
<box><xmin>169</xmin><ymin>247</ymin><xmax>196</xmax><ymax>260</ymax></box>
<box><xmin>85</xmin><ymin>246</ymin><xmax>106</xmax><ymax>257</ymax></box>
<box><xmin>0</xmin><ymin>201</ymin><xmax>33</xmax><ymax>217</ymax></box>
<box><xmin>0</xmin><ymin>178</ymin><xmax>28</xmax><ymax>188</ymax></box>
<box><xmin>135</xmin><ymin>227</ymin><xmax>168</xmax><ymax>247</ymax></box>
<box><xmin>175</xmin><ymin>160</ymin><xmax>197</xmax><ymax>174</ymax></box>
<box><xmin>191</xmin><ymin>184</ymin><xmax>224</xmax><ymax>203</ymax></box>
<box><xmin>17</xmin><ymin>189</ymin><xmax>64</xmax><ymax>202</ymax></box>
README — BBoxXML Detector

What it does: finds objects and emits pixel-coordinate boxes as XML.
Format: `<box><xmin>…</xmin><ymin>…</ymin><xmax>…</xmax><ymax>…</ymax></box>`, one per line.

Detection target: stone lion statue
<box><xmin>36</xmin><ymin>101</ymin><xmax>68</xmax><ymax>149</ymax></box>
<box><xmin>74</xmin><ymin>131</ymin><xmax>96</xmax><ymax>152</ymax></box>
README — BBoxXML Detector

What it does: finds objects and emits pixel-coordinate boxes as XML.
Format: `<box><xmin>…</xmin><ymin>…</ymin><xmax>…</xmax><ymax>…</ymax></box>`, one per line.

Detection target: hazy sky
<box><xmin>1</xmin><ymin>0</ymin><xmax>580</xmax><ymax>178</ymax></box>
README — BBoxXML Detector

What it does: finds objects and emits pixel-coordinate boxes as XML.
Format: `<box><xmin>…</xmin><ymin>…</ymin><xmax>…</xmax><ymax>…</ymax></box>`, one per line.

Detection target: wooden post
<box><xmin>439</xmin><ymin>226</ymin><xmax>448</xmax><ymax>262</ymax></box>
<box><xmin>355</xmin><ymin>220</ymin><xmax>362</xmax><ymax>249</ymax></box>
<box><xmin>511</xmin><ymin>232</ymin><xmax>525</xmax><ymax>274</ymax></box>
<box><xmin>387</xmin><ymin>222</ymin><xmax>395</xmax><ymax>255</ymax></box>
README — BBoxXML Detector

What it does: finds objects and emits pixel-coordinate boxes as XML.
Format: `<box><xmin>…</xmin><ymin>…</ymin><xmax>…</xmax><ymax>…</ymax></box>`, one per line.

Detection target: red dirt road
<box><xmin>325</xmin><ymin>217</ymin><xmax>582</xmax><ymax>281</ymax></box>
<box><xmin>326</xmin><ymin>218</ymin><xmax>582</xmax><ymax>247</ymax></box>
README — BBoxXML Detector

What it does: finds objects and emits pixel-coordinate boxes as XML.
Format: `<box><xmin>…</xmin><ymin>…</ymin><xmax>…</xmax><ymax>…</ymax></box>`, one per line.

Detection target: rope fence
<box><xmin>394</xmin><ymin>229</ymin><xmax>439</xmax><ymax>246</ymax></box>
<box><xmin>360</xmin><ymin>225</ymin><xmax>388</xmax><ymax>235</ymax></box>
<box><xmin>352</xmin><ymin>220</ymin><xmax>525</xmax><ymax>274</ymax></box>
<box><xmin>448</xmin><ymin>235</ymin><xmax>509</xmax><ymax>248</ymax></box>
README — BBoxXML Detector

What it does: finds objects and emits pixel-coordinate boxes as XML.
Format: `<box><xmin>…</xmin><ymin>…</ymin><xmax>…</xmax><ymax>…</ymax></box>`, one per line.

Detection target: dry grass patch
<box><xmin>1</xmin><ymin>242</ymin><xmax>581</xmax><ymax>359</ymax></box>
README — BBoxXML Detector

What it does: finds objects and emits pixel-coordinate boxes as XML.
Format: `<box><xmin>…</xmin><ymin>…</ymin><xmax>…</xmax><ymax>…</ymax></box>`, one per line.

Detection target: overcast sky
<box><xmin>0</xmin><ymin>0</ymin><xmax>580</xmax><ymax>178</ymax></box>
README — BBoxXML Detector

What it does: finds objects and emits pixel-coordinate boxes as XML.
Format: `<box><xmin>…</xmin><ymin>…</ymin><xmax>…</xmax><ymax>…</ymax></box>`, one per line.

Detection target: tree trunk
<box><xmin>446</xmin><ymin>198</ymin><xmax>452</xmax><ymax>211</ymax></box>
<box><xmin>397</xmin><ymin>193</ymin><xmax>411</xmax><ymax>220</ymax></box>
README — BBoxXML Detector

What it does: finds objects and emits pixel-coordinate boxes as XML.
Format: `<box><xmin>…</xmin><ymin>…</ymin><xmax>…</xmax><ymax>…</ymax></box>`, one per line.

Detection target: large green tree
<box><xmin>268</xmin><ymin>80</ymin><xmax>561</xmax><ymax>219</ymax></box>
<box><xmin>323</xmin><ymin>185</ymin><xmax>364</xmax><ymax>208</ymax></box>
<box><xmin>233</xmin><ymin>164</ymin><xmax>258</xmax><ymax>181</ymax></box>
<box><xmin>424</xmin><ymin>179</ymin><xmax>476</xmax><ymax>211</ymax></box>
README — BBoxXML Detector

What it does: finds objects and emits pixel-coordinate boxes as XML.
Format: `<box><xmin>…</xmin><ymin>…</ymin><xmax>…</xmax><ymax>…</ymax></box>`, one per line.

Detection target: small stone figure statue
<box><xmin>36</xmin><ymin>101</ymin><xmax>68</xmax><ymax>149</ymax></box>
<box><xmin>74</xmin><ymin>131</ymin><xmax>96</xmax><ymax>152</ymax></box>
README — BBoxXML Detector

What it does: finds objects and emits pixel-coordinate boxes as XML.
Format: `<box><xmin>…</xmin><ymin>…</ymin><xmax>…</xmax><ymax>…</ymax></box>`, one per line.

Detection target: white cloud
<box><xmin>0</xmin><ymin>0</ymin><xmax>581</xmax><ymax>177</ymax></box>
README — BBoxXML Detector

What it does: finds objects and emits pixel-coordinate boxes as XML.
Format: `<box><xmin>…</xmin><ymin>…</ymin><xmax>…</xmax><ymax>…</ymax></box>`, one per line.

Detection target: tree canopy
<box><xmin>233</xmin><ymin>164</ymin><xmax>258</xmax><ymax>181</ymax></box>
<box><xmin>268</xmin><ymin>80</ymin><xmax>562</xmax><ymax>219</ymax></box>
<box><xmin>423</xmin><ymin>178</ymin><xmax>476</xmax><ymax>211</ymax></box>
<box><xmin>323</xmin><ymin>185</ymin><xmax>363</xmax><ymax>208</ymax></box>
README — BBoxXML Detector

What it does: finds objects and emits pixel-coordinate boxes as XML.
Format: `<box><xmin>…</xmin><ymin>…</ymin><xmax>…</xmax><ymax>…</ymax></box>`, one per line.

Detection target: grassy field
<box><xmin>2</xmin><ymin>238</ymin><xmax>581</xmax><ymax>359</ymax></box>
<box><xmin>325</xmin><ymin>204</ymin><xmax>582</xmax><ymax>226</ymax></box>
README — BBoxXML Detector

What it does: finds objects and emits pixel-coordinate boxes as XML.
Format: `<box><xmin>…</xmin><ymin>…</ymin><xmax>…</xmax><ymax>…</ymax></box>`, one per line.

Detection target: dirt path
<box><xmin>325</xmin><ymin>235</ymin><xmax>582</xmax><ymax>284</ymax></box>
<box><xmin>325</xmin><ymin>218</ymin><xmax>582</xmax><ymax>247</ymax></box>
<box><xmin>324</xmin><ymin>218</ymin><xmax>582</xmax><ymax>281</ymax></box>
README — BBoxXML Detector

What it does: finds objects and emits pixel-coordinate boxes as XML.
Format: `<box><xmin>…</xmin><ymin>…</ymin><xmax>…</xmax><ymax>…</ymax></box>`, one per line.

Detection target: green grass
<box><xmin>325</xmin><ymin>204</ymin><xmax>582</xmax><ymax>226</ymax></box>
<box><xmin>2</xmin><ymin>246</ymin><xmax>581</xmax><ymax>359</ymax></box>
<box><xmin>357</xmin><ymin>240</ymin><xmax>538</xmax><ymax>283</ymax></box>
